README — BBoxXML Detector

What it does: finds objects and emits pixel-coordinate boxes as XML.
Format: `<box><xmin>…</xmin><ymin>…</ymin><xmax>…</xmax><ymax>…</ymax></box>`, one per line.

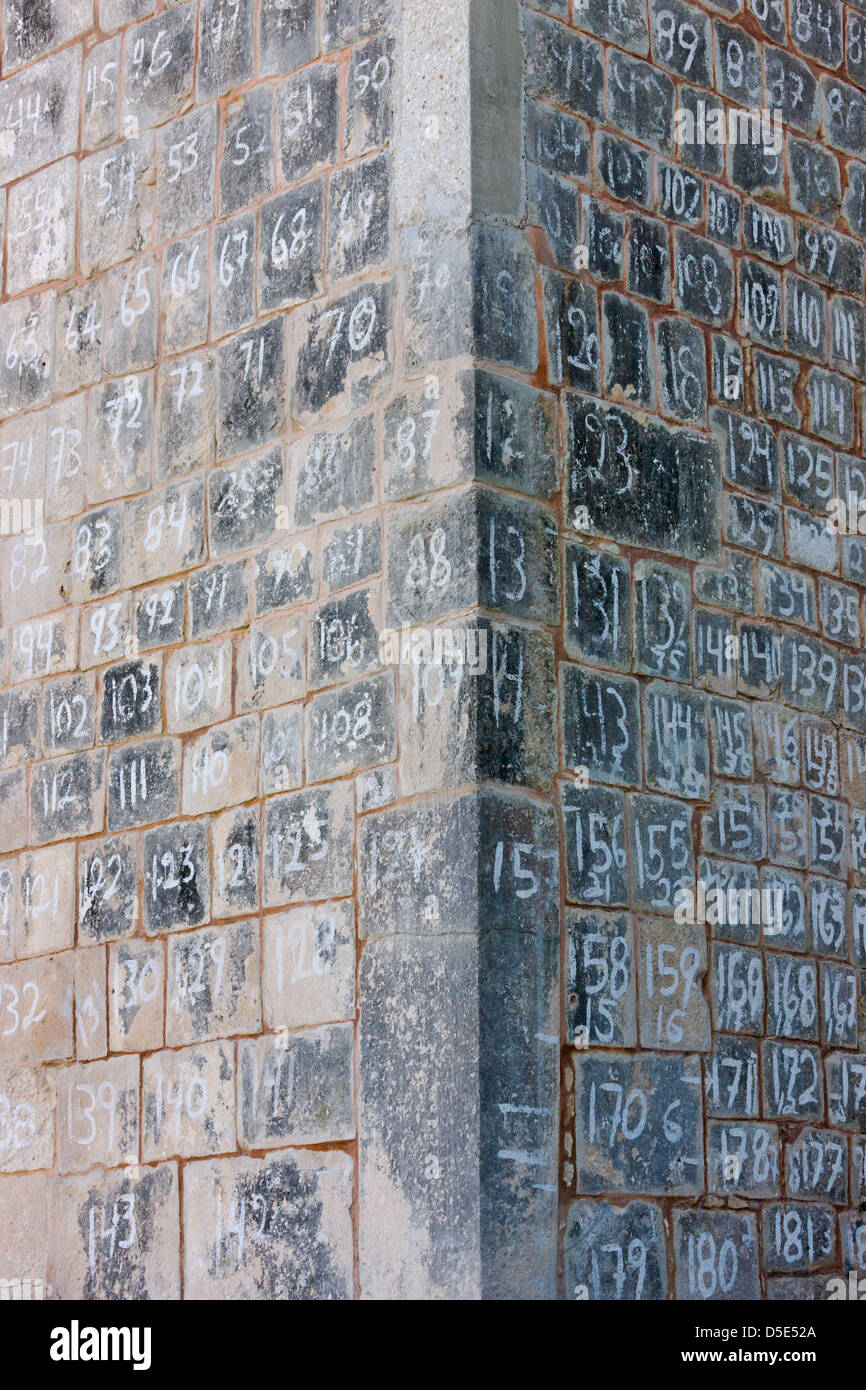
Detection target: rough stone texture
<box><xmin>182</xmin><ymin>1149</ymin><xmax>354</xmax><ymax>1299</ymax></box>
<box><xmin>1</xmin><ymin>0</ymin><xmax>866</xmax><ymax>1306</ymax></box>
<box><xmin>0</xmin><ymin>1172</ymin><xmax>47</xmax><ymax>1279</ymax></box>
<box><xmin>532</xmin><ymin>0</ymin><xmax>866</xmax><ymax>1300</ymax></box>
<box><xmin>47</xmin><ymin>1162</ymin><xmax>180</xmax><ymax>1298</ymax></box>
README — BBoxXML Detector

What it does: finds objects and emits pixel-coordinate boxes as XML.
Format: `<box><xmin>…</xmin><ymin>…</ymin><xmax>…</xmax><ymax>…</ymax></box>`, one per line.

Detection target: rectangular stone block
<box><xmin>564</xmin><ymin>542</ymin><xmax>631</xmax><ymax>671</ymax></box>
<box><xmin>188</xmin><ymin>560</ymin><xmax>250</xmax><ymax>639</ymax></box>
<box><xmin>704</xmin><ymin>1035</ymin><xmax>759</xmax><ymax>1117</ymax></box>
<box><xmin>766</xmin><ymin>952</ymin><xmax>819</xmax><ymax>1040</ymax></box>
<box><xmin>15</xmin><ymin>843</ymin><xmax>75</xmax><ymax>958</ymax></box>
<box><xmin>263</xmin><ymin>782</ymin><xmax>353</xmax><ymax>907</ymax></box>
<box><xmin>0</xmin><ymin>1173</ymin><xmax>47</xmax><ymax>1282</ymax></box>
<box><xmin>166</xmin><ymin>919</ymin><xmax>261</xmax><ymax>1046</ymax></box>
<box><xmin>181</xmin><ymin>715</ymin><xmax>259</xmax><ymax>816</ymax></box>
<box><xmin>142</xmin><ymin>1042</ymin><xmax>235</xmax><ymax>1162</ymax></box>
<box><xmin>359</xmin><ymin>922</ymin><xmax>559</xmax><ymax>1299</ymax></box>
<box><xmin>629</xmin><ymin>793</ymin><xmax>694</xmax><ymax>915</ymax></box>
<box><xmin>290</xmin><ymin>413</ymin><xmax>375</xmax><ymax>527</ymax></box>
<box><xmin>0</xmin><ymin>768</ymin><xmax>26</xmax><ymax>853</ymax></box>
<box><xmin>74</xmin><ymin>946</ymin><xmax>107</xmax><ymax>1061</ymax></box>
<box><xmin>212</xmin><ymin>805</ymin><xmax>260</xmax><ymax>918</ymax></box>
<box><xmin>0</xmin><ymin>49</ymin><xmax>83</xmax><ymax>186</ymax></box>
<box><xmin>78</xmin><ymin>833</ymin><xmax>139</xmax><ymax>943</ymax></box>
<box><xmin>306</xmin><ymin>671</ymin><xmax>396</xmax><ymax>780</ymax></box>
<box><xmin>562</xmin><ymin>665</ymin><xmax>641</xmax><ymax>788</ymax></box>
<box><xmin>385</xmin><ymin>491</ymin><xmax>477</xmax><ymax>625</ymax></box>
<box><xmin>290</xmin><ymin>281</ymin><xmax>393</xmax><ymax>425</ymax></box>
<box><xmin>701</xmin><ymin>782</ymin><xmax>766</xmax><ymax>861</ymax></box>
<box><xmin>183</xmin><ymin>1151</ymin><xmax>353</xmax><ymax>1300</ymax></box>
<box><xmin>41</xmin><ymin>672</ymin><xmax>96</xmax><ymax>757</ymax></box>
<box><xmin>644</xmin><ymin>682</ymin><xmax>709</xmax><ymax>799</ymax></box>
<box><xmin>561</xmin><ymin>784</ymin><xmax>628</xmax><ymax>908</ymax></box>
<box><xmin>57</xmin><ymin>1054</ymin><xmax>139</xmax><ymax>1173</ymax></box>
<box><xmin>6</xmin><ymin>158</ymin><xmax>77</xmax><ymax>295</ymax></box>
<box><xmin>79</xmin><ymin>134</ymin><xmax>155</xmax><ymax>277</ymax></box>
<box><xmin>0</xmin><ymin>684</ymin><xmax>41</xmax><ymax>773</ymax></box>
<box><xmin>109</xmin><ymin>939</ymin><xmax>164</xmax><ymax>1052</ymax></box>
<box><xmin>707</xmin><ymin>1120</ymin><xmax>780</xmax><ymax>1197</ymax></box>
<box><xmin>673</xmin><ymin>1209</ymin><xmax>760</xmax><ymax>1298</ymax></box>
<box><xmin>107</xmin><ymin>737</ymin><xmax>181</xmax><ymax>831</ymax></box>
<box><xmin>638</xmin><ymin>917</ymin><xmax>710</xmax><ymax>1050</ymax></box>
<box><xmin>564</xmin><ymin>1199</ymin><xmax>666</xmax><ymax>1300</ymax></box>
<box><xmin>820</xmin><ymin>959</ymin><xmax>858</xmax><ymax>1046</ymax></box>
<box><xmin>255</xmin><ymin>539</ymin><xmax>317</xmax><ymax>615</ymax></box>
<box><xmin>566</xmin><ymin>909</ymin><xmax>635</xmax><ymax>1048</ymax></box>
<box><xmin>786</xmin><ymin>1126</ymin><xmax>849</xmax><ymax>1205</ymax></box>
<box><xmin>197</xmin><ymin>0</ymin><xmax>254</xmax><ymax>101</ymax></box>
<box><xmin>358</xmin><ymin>791</ymin><xmax>559</xmax><ymax>939</ymax></box>
<box><xmin>839</xmin><ymin>1210</ymin><xmax>866</xmax><ymax>1276</ymax></box>
<box><xmin>47</xmin><ymin>1163</ymin><xmax>180</xmax><ymax>1299</ymax></box>
<box><xmin>262</xmin><ymin>900</ymin><xmax>355</xmax><ymax>1030</ymax></box>
<box><xmin>259</xmin><ymin>704</ymin><xmax>303</xmax><ymax>796</ymax></box>
<box><xmin>826</xmin><ymin>1052</ymin><xmax>866</xmax><ymax>1129</ymax></box>
<box><xmin>309</xmin><ymin>587</ymin><xmax>380</xmax><ymax>690</ymax></box>
<box><xmin>238</xmin><ymin>1023</ymin><xmax>355</xmax><ymax>1148</ymax></box>
<box><xmin>122</xmin><ymin>5</ymin><xmax>196</xmax><ymax>131</ymax></box>
<box><xmin>277</xmin><ymin>61</ymin><xmax>338</xmax><ymax>183</ymax></box>
<box><xmin>124</xmin><ymin>477</ymin><xmax>206</xmax><ymax>587</ymax></box>
<box><xmin>0</xmin><ymin>1064</ymin><xmax>55</xmax><ymax>1172</ymax></box>
<box><xmin>219</xmin><ymin>85</ymin><xmax>275</xmax><ymax>214</ymax></box>
<box><xmin>236</xmin><ymin>616</ymin><xmax>306</xmax><ymax>712</ymax></box>
<box><xmin>0</xmin><ymin>952</ymin><xmax>72</xmax><ymax>1063</ymax></box>
<box><xmin>763</xmin><ymin>1039</ymin><xmax>825</xmax><ymax>1120</ymax></box>
<box><xmin>574</xmin><ymin>1051</ymin><xmax>704</xmax><ymax>1195</ymax></box>
<box><xmin>762</xmin><ymin>1202</ymin><xmax>837</xmax><ymax>1273</ymax></box>
<box><xmin>567</xmin><ymin>399</ymin><xmax>721</xmax><ymax>560</ymax></box>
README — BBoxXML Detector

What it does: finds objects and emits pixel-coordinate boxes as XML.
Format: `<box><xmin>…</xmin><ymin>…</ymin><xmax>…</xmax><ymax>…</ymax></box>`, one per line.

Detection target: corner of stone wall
<box><xmin>357</xmin><ymin>0</ymin><xmax>561</xmax><ymax>1300</ymax></box>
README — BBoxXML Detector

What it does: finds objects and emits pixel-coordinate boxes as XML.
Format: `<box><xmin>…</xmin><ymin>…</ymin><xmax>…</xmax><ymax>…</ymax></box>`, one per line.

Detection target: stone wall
<box><xmin>0</xmin><ymin>0</ymin><xmax>399</xmax><ymax>1300</ymax></box>
<box><xmin>519</xmin><ymin>0</ymin><xmax>866</xmax><ymax>1300</ymax></box>
<box><xmin>0</xmin><ymin>0</ymin><xmax>865</xmax><ymax>1302</ymax></box>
